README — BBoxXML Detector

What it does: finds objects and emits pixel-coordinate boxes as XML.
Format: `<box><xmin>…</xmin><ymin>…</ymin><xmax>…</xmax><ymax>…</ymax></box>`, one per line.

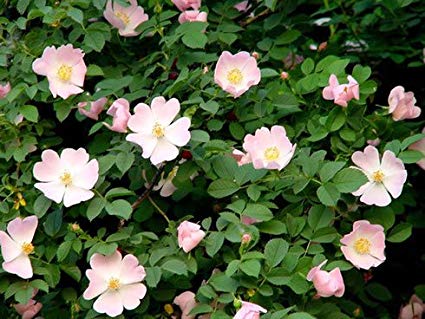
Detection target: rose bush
<box><xmin>0</xmin><ymin>1</ymin><xmax>424</xmax><ymax>318</ymax></box>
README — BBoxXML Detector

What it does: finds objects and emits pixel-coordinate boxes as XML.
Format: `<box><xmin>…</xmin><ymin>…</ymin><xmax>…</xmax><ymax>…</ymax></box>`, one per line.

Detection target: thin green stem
<box><xmin>148</xmin><ymin>196</ymin><xmax>170</xmax><ymax>224</ymax></box>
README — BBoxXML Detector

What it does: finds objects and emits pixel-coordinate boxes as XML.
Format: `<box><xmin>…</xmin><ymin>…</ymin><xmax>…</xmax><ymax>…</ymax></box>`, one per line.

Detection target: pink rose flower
<box><xmin>388</xmin><ymin>86</ymin><xmax>421</xmax><ymax>121</ymax></box>
<box><xmin>0</xmin><ymin>82</ymin><xmax>11</xmax><ymax>98</ymax></box>
<box><xmin>214</xmin><ymin>51</ymin><xmax>261</xmax><ymax>98</ymax></box>
<box><xmin>178</xmin><ymin>10</ymin><xmax>208</xmax><ymax>24</ymax></box>
<box><xmin>174</xmin><ymin>291</ymin><xmax>197</xmax><ymax>319</ymax></box>
<box><xmin>408</xmin><ymin>127</ymin><xmax>425</xmax><ymax>170</ymax></box>
<box><xmin>103</xmin><ymin>0</ymin><xmax>149</xmax><ymax>37</ymax></box>
<box><xmin>172</xmin><ymin>0</ymin><xmax>201</xmax><ymax>11</ymax></box>
<box><xmin>231</xmin><ymin>149</ymin><xmax>252</xmax><ymax>166</ymax></box>
<box><xmin>242</xmin><ymin>125</ymin><xmax>296</xmax><ymax>170</ymax></box>
<box><xmin>32</xmin><ymin>44</ymin><xmax>86</xmax><ymax>99</ymax></box>
<box><xmin>340</xmin><ymin>220</ymin><xmax>386</xmax><ymax>270</ymax></box>
<box><xmin>78</xmin><ymin>97</ymin><xmax>107</xmax><ymax>120</ymax></box>
<box><xmin>234</xmin><ymin>1</ymin><xmax>251</xmax><ymax>12</ymax></box>
<box><xmin>105</xmin><ymin>98</ymin><xmax>131</xmax><ymax>133</ymax></box>
<box><xmin>0</xmin><ymin>216</ymin><xmax>38</xmax><ymax>279</ymax></box>
<box><xmin>177</xmin><ymin>221</ymin><xmax>205</xmax><ymax>253</ymax></box>
<box><xmin>234</xmin><ymin>301</ymin><xmax>267</xmax><ymax>319</ymax></box>
<box><xmin>351</xmin><ymin>145</ymin><xmax>407</xmax><ymax>207</ymax></box>
<box><xmin>33</xmin><ymin>148</ymin><xmax>99</xmax><ymax>207</ymax></box>
<box><xmin>322</xmin><ymin>74</ymin><xmax>360</xmax><ymax>107</ymax></box>
<box><xmin>83</xmin><ymin>250</ymin><xmax>147</xmax><ymax>317</ymax></box>
<box><xmin>126</xmin><ymin>96</ymin><xmax>191</xmax><ymax>165</ymax></box>
<box><xmin>306</xmin><ymin>260</ymin><xmax>345</xmax><ymax>297</ymax></box>
<box><xmin>399</xmin><ymin>295</ymin><xmax>424</xmax><ymax>319</ymax></box>
<box><xmin>14</xmin><ymin>288</ymin><xmax>43</xmax><ymax>319</ymax></box>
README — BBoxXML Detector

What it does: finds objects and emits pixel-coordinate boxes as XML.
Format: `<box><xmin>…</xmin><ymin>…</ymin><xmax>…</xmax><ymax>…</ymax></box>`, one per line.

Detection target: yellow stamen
<box><xmin>115</xmin><ymin>11</ymin><xmax>130</xmax><ymax>25</ymax></box>
<box><xmin>264</xmin><ymin>146</ymin><xmax>280</xmax><ymax>161</ymax></box>
<box><xmin>354</xmin><ymin>237</ymin><xmax>371</xmax><ymax>255</ymax></box>
<box><xmin>57</xmin><ymin>65</ymin><xmax>72</xmax><ymax>82</ymax></box>
<box><xmin>152</xmin><ymin>123</ymin><xmax>165</xmax><ymax>138</ymax></box>
<box><xmin>108</xmin><ymin>278</ymin><xmax>120</xmax><ymax>290</ymax></box>
<box><xmin>164</xmin><ymin>304</ymin><xmax>174</xmax><ymax>315</ymax></box>
<box><xmin>372</xmin><ymin>170</ymin><xmax>384</xmax><ymax>183</ymax></box>
<box><xmin>21</xmin><ymin>242</ymin><xmax>34</xmax><ymax>255</ymax></box>
<box><xmin>227</xmin><ymin>68</ymin><xmax>243</xmax><ymax>85</ymax></box>
<box><xmin>60</xmin><ymin>171</ymin><xmax>73</xmax><ymax>186</ymax></box>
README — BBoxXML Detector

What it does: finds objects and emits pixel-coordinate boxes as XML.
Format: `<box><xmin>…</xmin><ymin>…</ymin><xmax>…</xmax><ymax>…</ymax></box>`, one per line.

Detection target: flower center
<box><xmin>60</xmin><ymin>171</ymin><xmax>73</xmax><ymax>186</ymax></box>
<box><xmin>372</xmin><ymin>170</ymin><xmax>384</xmax><ymax>183</ymax></box>
<box><xmin>57</xmin><ymin>65</ymin><xmax>72</xmax><ymax>82</ymax></box>
<box><xmin>354</xmin><ymin>237</ymin><xmax>371</xmax><ymax>255</ymax></box>
<box><xmin>108</xmin><ymin>277</ymin><xmax>121</xmax><ymax>290</ymax></box>
<box><xmin>152</xmin><ymin>122</ymin><xmax>165</xmax><ymax>138</ymax></box>
<box><xmin>21</xmin><ymin>242</ymin><xmax>34</xmax><ymax>255</ymax></box>
<box><xmin>227</xmin><ymin>68</ymin><xmax>243</xmax><ymax>85</ymax></box>
<box><xmin>264</xmin><ymin>146</ymin><xmax>280</xmax><ymax>161</ymax></box>
<box><xmin>115</xmin><ymin>11</ymin><xmax>130</xmax><ymax>25</ymax></box>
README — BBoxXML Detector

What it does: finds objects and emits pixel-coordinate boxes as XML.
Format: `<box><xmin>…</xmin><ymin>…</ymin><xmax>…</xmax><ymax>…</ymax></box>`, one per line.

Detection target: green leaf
<box><xmin>57</xmin><ymin>241</ymin><xmax>72</xmax><ymax>262</ymax></box>
<box><xmin>387</xmin><ymin>223</ymin><xmax>412</xmax><ymax>243</ymax></box>
<box><xmin>84</xmin><ymin>31</ymin><xmax>105</xmax><ymax>52</ymax></box>
<box><xmin>364</xmin><ymin>206</ymin><xmax>395</xmax><ymax>230</ymax></box>
<box><xmin>275</xmin><ymin>30</ymin><xmax>301</xmax><ymax>45</ymax></box>
<box><xmin>105</xmin><ymin>187</ymin><xmax>135</xmax><ymax>200</ymax></box>
<box><xmin>19</xmin><ymin>105</ymin><xmax>39</xmax><ymax>122</ymax></box>
<box><xmin>106</xmin><ymin>232</ymin><xmax>130</xmax><ymax>242</ymax></box>
<box><xmin>243</xmin><ymin>203</ymin><xmax>274</xmax><ymax>222</ymax></box>
<box><xmin>17</xmin><ymin>0</ymin><xmax>30</xmax><ymax>14</ymax></box>
<box><xmin>67</xmin><ymin>7</ymin><xmax>84</xmax><ymax>25</ymax></box>
<box><xmin>86</xmin><ymin>198</ymin><xmax>106</xmax><ymax>221</ymax></box>
<box><xmin>30</xmin><ymin>279</ymin><xmax>49</xmax><ymax>293</ymax></box>
<box><xmin>191</xmin><ymin>129</ymin><xmax>210</xmax><ymax>142</ymax></box>
<box><xmin>239</xmin><ymin>259</ymin><xmax>261</xmax><ymax>277</ymax></box>
<box><xmin>319</xmin><ymin>161</ymin><xmax>346</xmax><ymax>182</ymax></box>
<box><xmin>286</xmin><ymin>273</ymin><xmax>310</xmax><ymax>294</ymax></box>
<box><xmin>398</xmin><ymin>150</ymin><xmax>424</xmax><ymax>164</ymax></box>
<box><xmin>325</xmin><ymin>260</ymin><xmax>353</xmax><ymax>271</ymax></box>
<box><xmin>206</xmin><ymin>232</ymin><xmax>225</xmax><ymax>257</ymax></box>
<box><xmin>208</xmin><ymin>179</ymin><xmax>239</xmax><ymax>198</ymax></box>
<box><xmin>33</xmin><ymin>195</ymin><xmax>51</xmax><ymax>218</ymax></box>
<box><xmin>261</xmin><ymin>68</ymin><xmax>280</xmax><ymax>78</ymax></box>
<box><xmin>145</xmin><ymin>267</ymin><xmax>162</xmax><ymax>287</ymax></box>
<box><xmin>115</xmin><ymin>152</ymin><xmax>135</xmax><ymax>174</ymax></box>
<box><xmin>310</xmin><ymin>227</ymin><xmax>337</xmax><ymax>243</ymax></box>
<box><xmin>225</xmin><ymin>260</ymin><xmax>240</xmax><ymax>277</ymax></box>
<box><xmin>209</xmin><ymin>273</ymin><xmax>239</xmax><ymax>293</ymax></box>
<box><xmin>301</xmin><ymin>58</ymin><xmax>315</xmax><ymax>75</ymax></box>
<box><xmin>264</xmin><ymin>238</ymin><xmax>289</xmax><ymax>268</ymax></box>
<box><xmin>161</xmin><ymin>259</ymin><xmax>188</xmax><ymax>275</ymax></box>
<box><xmin>43</xmin><ymin>210</ymin><xmax>63</xmax><ymax>237</ymax></box>
<box><xmin>366</xmin><ymin>282</ymin><xmax>392</xmax><ymax>301</ymax></box>
<box><xmin>86</xmin><ymin>64</ymin><xmax>104</xmax><ymax>76</ymax></box>
<box><xmin>332</xmin><ymin>168</ymin><xmax>368</xmax><ymax>193</ymax></box>
<box><xmin>401</xmin><ymin>133</ymin><xmax>425</xmax><ymax>150</ymax></box>
<box><xmin>316</xmin><ymin>184</ymin><xmax>340</xmax><ymax>206</ymax></box>
<box><xmin>60</xmin><ymin>264</ymin><xmax>82</xmax><ymax>282</ymax></box>
<box><xmin>266</xmin><ymin>267</ymin><xmax>291</xmax><ymax>285</ymax></box>
<box><xmin>198</xmin><ymin>285</ymin><xmax>217</xmax><ymax>299</ymax></box>
<box><xmin>182</xmin><ymin>31</ymin><xmax>208</xmax><ymax>49</ymax></box>
<box><xmin>105</xmin><ymin>200</ymin><xmax>132</xmax><ymax>220</ymax></box>
<box><xmin>189</xmin><ymin>304</ymin><xmax>213</xmax><ymax>316</ymax></box>
<box><xmin>307</xmin><ymin>205</ymin><xmax>334</xmax><ymax>231</ymax></box>
<box><xmin>287</xmin><ymin>313</ymin><xmax>317</xmax><ymax>319</ymax></box>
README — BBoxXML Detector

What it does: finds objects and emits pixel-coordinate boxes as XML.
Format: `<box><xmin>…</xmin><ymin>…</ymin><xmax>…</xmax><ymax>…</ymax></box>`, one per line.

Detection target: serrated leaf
<box><xmin>387</xmin><ymin>223</ymin><xmax>412</xmax><ymax>243</ymax></box>
<box><xmin>264</xmin><ymin>238</ymin><xmax>289</xmax><ymax>268</ymax></box>
<box><xmin>206</xmin><ymin>232</ymin><xmax>225</xmax><ymax>257</ymax></box>
<box><xmin>332</xmin><ymin>168</ymin><xmax>368</xmax><ymax>193</ymax></box>
<box><xmin>161</xmin><ymin>259</ymin><xmax>188</xmax><ymax>275</ymax></box>
<box><xmin>316</xmin><ymin>184</ymin><xmax>340</xmax><ymax>206</ymax></box>
<box><xmin>208</xmin><ymin>179</ymin><xmax>239</xmax><ymax>198</ymax></box>
<box><xmin>105</xmin><ymin>199</ymin><xmax>132</xmax><ymax>220</ymax></box>
<box><xmin>86</xmin><ymin>197</ymin><xmax>106</xmax><ymax>221</ymax></box>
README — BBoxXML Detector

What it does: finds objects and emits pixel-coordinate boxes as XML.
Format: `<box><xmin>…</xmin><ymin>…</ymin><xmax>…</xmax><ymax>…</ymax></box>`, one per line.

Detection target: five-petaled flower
<box><xmin>177</xmin><ymin>221</ymin><xmax>205</xmax><ymax>253</ymax></box>
<box><xmin>104</xmin><ymin>0</ymin><xmax>149</xmax><ymax>37</ymax></box>
<box><xmin>126</xmin><ymin>96</ymin><xmax>191</xmax><ymax>165</ymax></box>
<box><xmin>322</xmin><ymin>74</ymin><xmax>359</xmax><ymax>107</ymax></box>
<box><xmin>214</xmin><ymin>51</ymin><xmax>261</xmax><ymax>98</ymax></box>
<box><xmin>340</xmin><ymin>220</ymin><xmax>386</xmax><ymax>270</ymax></box>
<box><xmin>351</xmin><ymin>145</ymin><xmax>407</xmax><ymax>207</ymax></box>
<box><xmin>388</xmin><ymin>86</ymin><xmax>421</xmax><ymax>121</ymax></box>
<box><xmin>234</xmin><ymin>301</ymin><xmax>267</xmax><ymax>319</ymax></box>
<box><xmin>83</xmin><ymin>250</ymin><xmax>147</xmax><ymax>317</ymax></box>
<box><xmin>307</xmin><ymin>260</ymin><xmax>345</xmax><ymax>298</ymax></box>
<box><xmin>32</xmin><ymin>44</ymin><xmax>87</xmax><ymax>99</ymax></box>
<box><xmin>0</xmin><ymin>216</ymin><xmax>38</xmax><ymax>279</ymax></box>
<box><xmin>242</xmin><ymin>125</ymin><xmax>296</xmax><ymax>170</ymax></box>
<box><xmin>33</xmin><ymin>148</ymin><xmax>99</xmax><ymax>207</ymax></box>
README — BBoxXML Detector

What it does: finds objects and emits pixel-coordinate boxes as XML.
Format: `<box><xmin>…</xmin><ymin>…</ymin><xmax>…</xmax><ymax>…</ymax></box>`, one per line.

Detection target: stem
<box><xmin>131</xmin><ymin>164</ymin><xmax>165</xmax><ymax>210</ymax></box>
<box><xmin>148</xmin><ymin>196</ymin><xmax>170</xmax><ymax>224</ymax></box>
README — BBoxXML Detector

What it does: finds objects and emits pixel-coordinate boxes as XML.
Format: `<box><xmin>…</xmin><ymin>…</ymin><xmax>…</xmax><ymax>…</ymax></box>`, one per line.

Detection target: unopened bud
<box><xmin>353</xmin><ymin>307</ymin><xmax>361</xmax><ymax>317</ymax></box>
<box><xmin>70</xmin><ymin>223</ymin><xmax>81</xmax><ymax>232</ymax></box>
<box><xmin>233</xmin><ymin>298</ymin><xmax>242</xmax><ymax>309</ymax></box>
<box><xmin>241</xmin><ymin>233</ymin><xmax>251</xmax><ymax>244</ymax></box>
<box><xmin>280</xmin><ymin>71</ymin><xmax>289</xmax><ymax>80</ymax></box>
<box><xmin>318</xmin><ymin>41</ymin><xmax>327</xmax><ymax>52</ymax></box>
<box><xmin>247</xmin><ymin>288</ymin><xmax>256</xmax><ymax>297</ymax></box>
<box><xmin>164</xmin><ymin>304</ymin><xmax>174</xmax><ymax>315</ymax></box>
<box><xmin>252</xmin><ymin>52</ymin><xmax>260</xmax><ymax>60</ymax></box>
<box><xmin>203</xmin><ymin>66</ymin><xmax>209</xmax><ymax>74</ymax></box>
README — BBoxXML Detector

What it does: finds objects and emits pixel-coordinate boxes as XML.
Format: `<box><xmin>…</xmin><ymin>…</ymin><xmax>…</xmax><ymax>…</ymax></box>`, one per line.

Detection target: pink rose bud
<box><xmin>307</xmin><ymin>260</ymin><xmax>345</xmax><ymax>297</ymax></box>
<box><xmin>252</xmin><ymin>52</ymin><xmax>260</xmax><ymax>60</ymax></box>
<box><xmin>408</xmin><ymin>127</ymin><xmax>425</xmax><ymax>170</ymax></box>
<box><xmin>234</xmin><ymin>1</ymin><xmax>251</xmax><ymax>12</ymax></box>
<box><xmin>173</xmin><ymin>291</ymin><xmax>198</xmax><ymax>319</ymax></box>
<box><xmin>172</xmin><ymin>0</ymin><xmax>201</xmax><ymax>11</ymax></box>
<box><xmin>322</xmin><ymin>74</ymin><xmax>359</xmax><ymax>107</ymax></box>
<box><xmin>388</xmin><ymin>86</ymin><xmax>421</xmax><ymax>121</ymax></box>
<box><xmin>0</xmin><ymin>82</ymin><xmax>11</xmax><ymax>98</ymax></box>
<box><xmin>178</xmin><ymin>10</ymin><xmax>208</xmax><ymax>24</ymax></box>
<box><xmin>105</xmin><ymin>98</ymin><xmax>131</xmax><ymax>133</ymax></box>
<box><xmin>399</xmin><ymin>295</ymin><xmax>424</xmax><ymax>319</ymax></box>
<box><xmin>177</xmin><ymin>221</ymin><xmax>205</xmax><ymax>253</ymax></box>
<box><xmin>214</xmin><ymin>51</ymin><xmax>261</xmax><ymax>98</ymax></box>
<box><xmin>340</xmin><ymin>220</ymin><xmax>386</xmax><ymax>270</ymax></box>
<box><xmin>202</xmin><ymin>66</ymin><xmax>209</xmax><ymax>74</ymax></box>
<box><xmin>242</xmin><ymin>125</ymin><xmax>296</xmax><ymax>171</ymax></box>
<box><xmin>32</xmin><ymin>44</ymin><xmax>87</xmax><ymax>99</ymax></box>
<box><xmin>318</xmin><ymin>41</ymin><xmax>328</xmax><ymax>52</ymax></box>
<box><xmin>103</xmin><ymin>0</ymin><xmax>149</xmax><ymax>37</ymax></box>
<box><xmin>280</xmin><ymin>71</ymin><xmax>289</xmax><ymax>80</ymax></box>
<box><xmin>78</xmin><ymin>97</ymin><xmax>107</xmax><ymax>120</ymax></box>
<box><xmin>241</xmin><ymin>233</ymin><xmax>251</xmax><ymax>244</ymax></box>
<box><xmin>234</xmin><ymin>301</ymin><xmax>267</xmax><ymax>319</ymax></box>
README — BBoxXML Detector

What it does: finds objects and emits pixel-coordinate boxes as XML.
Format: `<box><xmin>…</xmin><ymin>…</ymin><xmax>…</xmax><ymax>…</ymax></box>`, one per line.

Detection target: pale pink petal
<box><xmin>93</xmin><ymin>290</ymin><xmax>124</xmax><ymax>317</ymax></box>
<box><xmin>63</xmin><ymin>186</ymin><xmax>94</xmax><ymax>207</ymax></box>
<box><xmin>90</xmin><ymin>251</ymin><xmax>122</xmax><ymax>279</ymax></box>
<box><xmin>340</xmin><ymin>246</ymin><xmax>377</xmax><ymax>270</ymax></box>
<box><xmin>359</xmin><ymin>183</ymin><xmax>391</xmax><ymax>207</ymax></box>
<box><xmin>83</xmin><ymin>269</ymin><xmax>108</xmax><ymax>300</ymax></box>
<box><xmin>60</xmin><ymin>148</ymin><xmax>89</xmax><ymax>171</ymax></box>
<box><xmin>0</xmin><ymin>231</ymin><xmax>21</xmax><ymax>262</ymax></box>
<box><xmin>150</xmin><ymin>139</ymin><xmax>179</xmax><ymax>165</ymax></box>
<box><xmin>160</xmin><ymin>180</ymin><xmax>177</xmax><ymax>197</ymax></box>
<box><xmin>330</xmin><ymin>268</ymin><xmax>345</xmax><ymax>297</ymax></box>
<box><xmin>3</xmin><ymin>254</ymin><xmax>33</xmax><ymax>279</ymax></box>
<box><xmin>34</xmin><ymin>182</ymin><xmax>66</xmax><ymax>204</ymax></box>
<box><xmin>351</xmin><ymin>145</ymin><xmax>381</xmax><ymax>174</ymax></box>
<box><xmin>33</xmin><ymin>149</ymin><xmax>63</xmax><ymax>182</ymax></box>
<box><xmin>119</xmin><ymin>254</ymin><xmax>146</xmax><ymax>285</ymax></box>
<box><xmin>7</xmin><ymin>216</ymin><xmax>38</xmax><ymax>244</ymax></box>
<box><xmin>72</xmin><ymin>159</ymin><xmax>99</xmax><ymax>189</ymax></box>
<box><xmin>164</xmin><ymin>117</ymin><xmax>191</xmax><ymax>146</ymax></box>
<box><xmin>127</xmin><ymin>103</ymin><xmax>154</xmax><ymax>134</ymax></box>
<box><xmin>126</xmin><ymin>133</ymin><xmax>158</xmax><ymax>159</ymax></box>
<box><xmin>151</xmin><ymin>97</ymin><xmax>180</xmax><ymax>127</ymax></box>
<box><xmin>174</xmin><ymin>291</ymin><xmax>197</xmax><ymax>319</ymax></box>
<box><xmin>119</xmin><ymin>283</ymin><xmax>147</xmax><ymax>310</ymax></box>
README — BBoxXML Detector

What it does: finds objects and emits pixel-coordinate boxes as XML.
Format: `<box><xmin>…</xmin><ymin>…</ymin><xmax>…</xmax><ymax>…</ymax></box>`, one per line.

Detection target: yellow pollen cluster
<box><xmin>21</xmin><ymin>242</ymin><xmax>34</xmax><ymax>255</ymax></box>
<box><xmin>372</xmin><ymin>170</ymin><xmax>384</xmax><ymax>183</ymax></box>
<box><xmin>354</xmin><ymin>237</ymin><xmax>371</xmax><ymax>255</ymax></box>
<box><xmin>264</xmin><ymin>146</ymin><xmax>280</xmax><ymax>161</ymax></box>
<box><xmin>152</xmin><ymin>123</ymin><xmax>165</xmax><ymax>138</ymax></box>
<box><xmin>108</xmin><ymin>278</ymin><xmax>120</xmax><ymax>290</ymax></box>
<box><xmin>227</xmin><ymin>68</ymin><xmax>243</xmax><ymax>85</ymax></box>
<box><xmin>60</xmin><ymin>171</ymin><xmax>73</xmax><ymax>186</ymax></box>
<box><xmin>164</xmin><ymin>304</ymin><xmax>174</xmax><ymax>315</ymax></box>
<box><xmin>115</xmin><ymin>11</ymin><xmax>130</xmax><ymax>25</ymax></box>
<box><xmin>57</xmin><ymin>65</ymin><xmax>72</xmax><ymax>82</ymax></box>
